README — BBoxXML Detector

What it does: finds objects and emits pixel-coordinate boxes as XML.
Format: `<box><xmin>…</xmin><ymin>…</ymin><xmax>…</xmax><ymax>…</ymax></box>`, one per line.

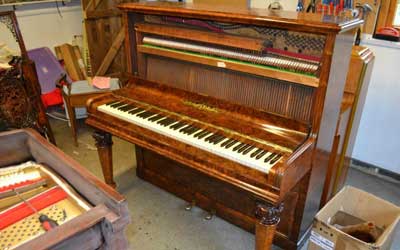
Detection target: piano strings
<box><xmin>142</xmin><ymin>36</ymin><xmax>320</xmax><ymax>75</ymax></box>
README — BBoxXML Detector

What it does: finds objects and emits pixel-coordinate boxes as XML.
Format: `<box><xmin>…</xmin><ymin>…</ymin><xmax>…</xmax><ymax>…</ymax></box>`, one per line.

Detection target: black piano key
<box><xmin>109</xmin><ymin>101</ymin><xmax>123</xmax><ymax>108</ymax></box>
<box><xmin>119</xmin><ymin>104</ymin><xmax>135</xmax><ymax>111</ymax></box>
<box><xmin>179</xmin><ymin>125</ymin><xmax>192</xmax><ymax>133</ymax></box>
<box><xmin>186</xmin><ymin>127</ymin><xmax>200</xmax><ymax>135</ymax></box>
<box><xmin>242</xmin><ymin>145</ymin><xmax>255</xmax><ymax>155</ymax></box>
<box><xmin>105</xmin><ymin>100</ymin><xmax>119</xmax><ymax>106</ymax></box>
<box><xmin>162</xmin><ymin>117</ymin><xmax>176</xmax><ymax>127</ymax></box>
<box><xmin>148</xmin><ymin>114</ymin><xmax>164</xmax><ymax>122</ymax></box>
<box><xmin>221</xmin><ymin>138</ymin><xmax>234</xmax><ymax>147</ymax></box>
<box><xmin>140</xmin><ymin>112</ymin><xmax>155</xmax><ymax>119</ymax></box>
<box><xmin>172</xmin><ymin>122</ymin><xmax>187</xmax><ymax>130</ymax></box>
<box><xmin>237</xmin><ymin>144</ymin><xmax>250</xmax><ymax>153</ymax></box>
<box><xmin>255</xmin><ymin>151</ymin><xmax>267</xmax><ymax>160</ymax></box>
<box><xmin>269</xmin><ymin>154</ymin><xmax>282</xmax><ymax>164</ymax></box>
<box><xmin>170</xmin><ymin>121</ymin><xmax>183</xmax><ymax>129</ymax></box>
<box><xmin>164</xmin><ymin>119</ymin><xmax>178</xmax><ymax>126</ymax></box>
<box><xmin>213</xmin><ymin>135</ymin><xmax>226</xmax><ymax>144</ymax></box>
<box><xmin>129</xmin><ymin>108</ymin><xmax>144</xmax><ymax>115</ymax></box>
<box><xmin>193</xmin><ymin>129</ymin><xmax>206</xmax><ymax>138</ymax></box>
<box><xmin>136</xmin><ymin>110</ymin><xmax>149</xmax><ymax>117</ymax></box>
<box><xmin>157</xmin><ymin>117</ymin><xmax>169</xmax><ymax>124</ymax></box>
<box><xmin>161</xmin><ymin>118</ymin><xmax>175</xmax><ymax>126</ymax></box>
<box><xmin>210</xmin><ymin>135</ymin><xmax>223</xmax><ymax>143</ymax></box>
<box><xmin>264</xmin><ymin>153</ymin><xmax>277</xmax><ymax>163</ymax></box>
<box><xmin>198</xmin><ymin>131</ymin><xmax>212</xmax><ymax>139</ymax></box>
<box><xmin>185</xmin><ymin>125</ymin><xmax>197</xmax><ymax>134</ymax></box>
<box><xmin>250</xmin><ymin>148</ymin><xmax>263</xmax><ymax>158</ymax></box>
<box><xmin>208</xmin><ymin>134</ymin><xmax>221</xmax><ymax>143</ymax></box>
<box><xmin>233</xmin><ymin>143</ymin><xmax>245</xmax><ymax>152</ymax></box>
<box><xmin>225</xmin><ymin>140</ymin><xmax>238</xmax><ymax>149</ymax></box>
<box><xmin>136</xmin><ymin>111</ymin><xmax>150</xmax><ymax>117</ymax></box>
<box><xmin>113</xmin><ymin>102</ymin><xmax>129</xmax><ymax>108</ymax></box>
<box><xmin>205</xmin><ymin>133</ymin><xmax>217</xmax><ymax>142</ymax></box>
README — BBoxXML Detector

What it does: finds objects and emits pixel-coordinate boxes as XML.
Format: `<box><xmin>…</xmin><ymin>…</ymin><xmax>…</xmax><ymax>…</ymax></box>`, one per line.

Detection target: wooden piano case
<box><xmin>86</xmin><ymin>2</ymin><xmax>362</xmax><ymax>250</ymax></box>
<box><xmin>0</xmin><ymin>129</ymin><xmax>130</xmax><ymax>250</ymax></box>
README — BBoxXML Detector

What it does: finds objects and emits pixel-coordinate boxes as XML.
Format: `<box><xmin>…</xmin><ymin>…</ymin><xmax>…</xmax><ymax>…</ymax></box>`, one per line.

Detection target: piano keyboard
<box><xmin>98</xmin><ymin>100</ymin><xmax>284</xmax><ymax>173</ymax></box>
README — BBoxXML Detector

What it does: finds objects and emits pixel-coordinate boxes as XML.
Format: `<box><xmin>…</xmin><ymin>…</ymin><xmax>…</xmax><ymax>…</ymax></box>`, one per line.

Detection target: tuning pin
<box><xmin>185</xmin><ymin>199</ymin><xmax>196</xmax><ymax>211</ymax></box>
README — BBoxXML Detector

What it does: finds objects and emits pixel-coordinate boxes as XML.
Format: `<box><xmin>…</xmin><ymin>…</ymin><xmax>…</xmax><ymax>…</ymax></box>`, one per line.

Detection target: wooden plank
<box><xmin>137</xmin><ymin>45</ymin><xmax>320</xmax><ymax>88</ymax></box>
<box><xmin>55</xmin><ymin>44</ymin><xmax>85</xmax><ymax>81</ymax></box>
<box><xmin>135</xmin><ymin>23</ymin><xmax>266</xmax><ymax>51</ymax></box>
<box><xmin>73</xmin><ymin>46</ymin><xmax>88</xmax><ymax>79</ymax></box>
<box><xmin>95</xmin><ymin>28</ymin><xmax>125</xmax><ymax>76</ymax></box>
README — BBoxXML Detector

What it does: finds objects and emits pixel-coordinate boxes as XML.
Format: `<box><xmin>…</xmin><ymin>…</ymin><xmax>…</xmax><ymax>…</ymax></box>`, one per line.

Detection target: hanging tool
<box><xmin>13</xmin><ymin>189</ymin><xmax>59</xmax><ymax>231</ymax></box>
<box><xmin>306</xmin><ymin>0</ymin><xmax>317</xmax><ymax>13</ymax></box>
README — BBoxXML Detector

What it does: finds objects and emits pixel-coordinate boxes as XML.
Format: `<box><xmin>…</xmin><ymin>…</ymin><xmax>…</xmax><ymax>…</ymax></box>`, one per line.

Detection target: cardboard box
<box><xmin>308</xmin><ymin>186</ymin><xmax>400</xmax><ymax>250</ymax></box>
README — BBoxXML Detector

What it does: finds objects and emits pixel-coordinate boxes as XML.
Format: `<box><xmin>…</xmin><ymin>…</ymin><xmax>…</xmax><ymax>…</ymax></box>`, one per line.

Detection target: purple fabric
<box><xmin>28</xmin><ymin>47</ymin><xmax>71</xmax><ymax>94</ymax></box>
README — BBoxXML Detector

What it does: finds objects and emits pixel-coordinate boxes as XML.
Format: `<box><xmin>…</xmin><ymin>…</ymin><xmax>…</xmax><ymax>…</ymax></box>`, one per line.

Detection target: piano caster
<box><xmin>204</xmin><ymin>209</ymin><xmax>216</xmax><ymax>221</ymax></box>
<box><xmin>185</xmin><ymin>199</ymin><xmax>196</xmax><ymax>211</ymax></box>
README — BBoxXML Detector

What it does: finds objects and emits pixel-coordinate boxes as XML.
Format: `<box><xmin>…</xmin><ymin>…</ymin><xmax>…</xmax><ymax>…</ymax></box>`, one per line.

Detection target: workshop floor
<box><xmin>50</xmin><ymin>118</ymin><xmax>400</xmax><ymax>250</ymax></box>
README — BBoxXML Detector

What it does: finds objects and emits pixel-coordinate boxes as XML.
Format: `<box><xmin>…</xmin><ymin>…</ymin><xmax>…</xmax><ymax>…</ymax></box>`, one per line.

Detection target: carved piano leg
<box><xmin>255</xmin><ymin>202</ymin><xmax>283</xmax><ymax>250</ymax></box>
<box><xmin>93</xmin><ymin>131</ymin><xmax>116</xmax><ymax>188</ymax></box>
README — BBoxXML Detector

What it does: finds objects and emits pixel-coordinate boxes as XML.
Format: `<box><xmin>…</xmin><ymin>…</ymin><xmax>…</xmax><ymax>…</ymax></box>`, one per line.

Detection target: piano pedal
<box><xmin>185</xmin><ymin>199</ymin><xmax>196</xmax><ymax>211</ymax></box>
<box><xmin>204</xmin><ymin>209</ymin><xmax>216</xmax><ymax>221</ymax></box>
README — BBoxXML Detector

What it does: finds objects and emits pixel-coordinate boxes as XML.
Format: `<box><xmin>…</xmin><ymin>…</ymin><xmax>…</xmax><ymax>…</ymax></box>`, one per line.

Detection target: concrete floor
<box><xmin>51</xmin><ymin>118</ymin><xmax>400</xmax><ymax>250</ymax></box>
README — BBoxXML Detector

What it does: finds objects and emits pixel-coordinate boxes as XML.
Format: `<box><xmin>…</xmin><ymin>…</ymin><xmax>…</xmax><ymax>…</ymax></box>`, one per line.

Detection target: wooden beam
<box><xmin>95</xmin><ymin>28</ymin><xmax>125</xmax><ymax>76</ymax></box>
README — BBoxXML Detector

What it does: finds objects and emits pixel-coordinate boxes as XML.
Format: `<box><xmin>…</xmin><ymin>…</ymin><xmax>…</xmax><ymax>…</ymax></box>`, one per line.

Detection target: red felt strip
<box><xmin>264</xmin><ymin>48</ymin><xmax>321</xmax><ymax>62</ymax></box>
<box><xmin>0</xmin><ymin>177</ymin><xmax>45</xmax><ymax>193</ymax></box>
<box><xmin>0</xmin><ymin>187</ymin><xmax>67</xmax><ymax>230</ymax></box>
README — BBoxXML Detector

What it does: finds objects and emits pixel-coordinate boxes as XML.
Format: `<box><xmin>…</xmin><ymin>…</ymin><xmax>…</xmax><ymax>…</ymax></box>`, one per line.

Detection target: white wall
<box><xmin>0</xmin><ymin>1</ymin><xmax>83</xmax><ymax>53</ymax></box>
<box><xmin>353</xmin><ymin>37</ymin><xmax>400</xmax><ymax>174</ymax></box>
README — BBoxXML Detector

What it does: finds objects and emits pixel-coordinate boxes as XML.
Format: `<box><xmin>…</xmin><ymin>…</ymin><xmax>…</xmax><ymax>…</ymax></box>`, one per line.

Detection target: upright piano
<box><xmin>86</xmin><ymin>2</ymin><xmax>362</xmax><ymax>249</ymax></box>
